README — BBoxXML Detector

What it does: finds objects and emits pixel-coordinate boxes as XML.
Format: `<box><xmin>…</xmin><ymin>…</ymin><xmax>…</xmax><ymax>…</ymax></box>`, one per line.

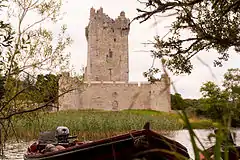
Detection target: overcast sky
<box><xmin>57</xmin><ymin>0</ymin><xmax>240</xmax><ymax>99</ymax></box>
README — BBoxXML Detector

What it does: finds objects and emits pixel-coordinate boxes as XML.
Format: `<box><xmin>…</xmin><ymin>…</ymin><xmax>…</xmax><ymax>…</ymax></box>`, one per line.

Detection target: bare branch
<box><xmin>22</xmin><ymin>12</ymin><xmax>53</xmax><ymax>34</ymax></box>
<box><xmin>131</xmin><ymin>0</ymin><xmax>204</xmax><ymax>24</ymax></box>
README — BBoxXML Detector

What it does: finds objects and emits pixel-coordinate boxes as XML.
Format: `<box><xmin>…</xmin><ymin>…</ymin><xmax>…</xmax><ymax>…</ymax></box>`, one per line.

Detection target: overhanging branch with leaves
<box><xmin>133</xmin><ymin>0</ymin><xmax>240</xmax><ymax>75</ymax></box>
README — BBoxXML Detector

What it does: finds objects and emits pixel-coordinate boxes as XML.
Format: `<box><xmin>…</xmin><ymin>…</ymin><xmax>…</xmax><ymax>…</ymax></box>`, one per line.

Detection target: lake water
<box><xmin>172</xmin><ymin>129</ymin><xmax>240</xmax><ymax>159</ymax></box>
<box><xmin>2</xmin><ymin>129</ymin><xmax>240</xmax><ymax>160</ymax></box>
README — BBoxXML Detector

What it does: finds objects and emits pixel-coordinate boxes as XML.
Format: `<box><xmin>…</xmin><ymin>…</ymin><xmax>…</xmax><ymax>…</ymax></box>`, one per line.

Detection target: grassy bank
<box><xmin>181</xmin><ymin>118</ymin><xmax>220</xmax><ymax>129</ymax></box>
<box><xmin>10</xmin><ymin>109</ymin><xmax>220</xmax><ymax>141</ymax></box>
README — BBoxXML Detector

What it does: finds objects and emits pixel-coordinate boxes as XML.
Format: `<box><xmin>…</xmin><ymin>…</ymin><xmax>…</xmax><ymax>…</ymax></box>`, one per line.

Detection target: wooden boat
<box><xmin>201</xmin><ymin>144</ymin><xmax>240</xmax><ymax>160</ymax></box>
<box><xmin>200</xmin><ymin>129</ymin><xmax>240</xmax><ymax>160</ymax></box>
<box><xmin>24</xmin><ymin>122</ymin><xmax>190</xmax><ymax>160</ymax></box>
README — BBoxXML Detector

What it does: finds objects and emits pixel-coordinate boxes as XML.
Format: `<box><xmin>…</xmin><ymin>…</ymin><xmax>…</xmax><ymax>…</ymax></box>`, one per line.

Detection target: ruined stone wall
<box><xmin>80</xmin><ymin>82</ymin><xmax>151</xmax><ymax>111</ymax></box>
<box><xmin>85</xmin><ymin>8</ymin><xmax>130</xmax><ymax>82</ymax></box>
<box><xmin>149</xmin><ymin>76</ymin><xmax>171</xmax><ymax>112</ymax></box>
<box><xmin>58</xmin><ymin>74</ymin><xmax>171</xmax><ymax>112</ymax></box>
<box><xmin>58</xmin><ymin>72</ymin><xmax>86</xmax><ymax>110</ymax></box>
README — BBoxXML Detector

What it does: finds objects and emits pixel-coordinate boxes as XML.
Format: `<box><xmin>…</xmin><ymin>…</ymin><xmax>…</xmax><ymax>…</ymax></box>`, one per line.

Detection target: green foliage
<box><xmin>199</xmin><ymin>69</ymin><xmax>240</xmax><ymax>124</ymax></box>
<box><xmin>33</xmin><ymin>74</ymin><xmax>59</xmax><ymax>104</ymax></box>
<box><xmin>199</xmin><ymin>81</ymin><xmax>229</xmax><ymax>120</ymax></box>
<box><xmin>169</xmin><ymin>68</ymin><xmax>240</xmax><ymax>127</ymax></box>
<box><xmin>0</xmin><ymin>0</ymin><xmax>73</xmax><ymax>150</ymax></box>
<box><xmin>185</xmin><ymin>68</ymin><xmax>240</xmax><ymax>126</ymax></box>
<box><xmin>122</xmin><ymin>109</ymin><xmax>163</xmax><ymax>115</ymax></box>
<box><xmin>200</xmin><ymin>81</ymin><xmax>222</xmax><ymax>98</ymax></box>
<box><xmin>135</xmin><ymin>1</ymin><xmax>240</xmax><ymax>157</ymax></box>
<box><xmin>0</xmin><ymin>0</ymin><xmax>71</xmax><ymax>109</ymax></box>
<box><xmin>223</xmin><ymin>68</ymin><xmax>240</xmax><ymax>125</ymax></box>
<box><xmin>182</xmin><ymin>119</ymin><xmax>219</xmax><ymax>129</ymax></box>
<box><xmin>135</xmin><ymin>0</ymin><xmax>240</xmax><ymax>75</ymax></box>
<box><xmin>11</xmin><ymin>110</ymin><xmax>182</xmax><ymax>141</ymax></box>
<box><xmin>179</xmin><ymin>110</ymin><xmax>238</xmax><ymax>160</ymax></box>
<box><xmin>223</xmin><ymin>68</ymin><xmax>240</xmax><ymax>102</ymax></box>
<box><xmin>171</xmin><ymin>93</ymin><xmax>186</xmax><ymax>110</ymax></box>
<box><xmin>143</xmin><ymin>67</ymin><xmax>161</xmax><ymax>83</ymax></box>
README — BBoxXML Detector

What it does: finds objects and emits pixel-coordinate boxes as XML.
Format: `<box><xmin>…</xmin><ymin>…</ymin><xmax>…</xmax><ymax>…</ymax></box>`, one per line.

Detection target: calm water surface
<box><xmin>172</xmin><ymin>129</ymin><xmax>240</xmax><ymax>159</ymax></box>
<box><xmin>2</xmin><ymin>129</ymin><xmax>240</xmax><ymax>160</ymax></box>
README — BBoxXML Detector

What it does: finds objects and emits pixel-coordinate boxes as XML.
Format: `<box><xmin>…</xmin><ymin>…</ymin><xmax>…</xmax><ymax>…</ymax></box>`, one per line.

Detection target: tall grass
<box><xmin>10</xmin><ymin>109</ymin><xmax>237</xmax><ymax>159</ymax></box>
<box><xmin>179</xmin><ymin>111</ymin><xmax>239</xmax><ymax>160</ymax></box>
<box><xmin>10</xmin><ymin>109</ymin><xmax>182</xmax><ymax>141</ymax></box>
<box><xmin>134</xmin><ymin>111</ymin><xmax>239</xmax><ymax>160</ymax></box>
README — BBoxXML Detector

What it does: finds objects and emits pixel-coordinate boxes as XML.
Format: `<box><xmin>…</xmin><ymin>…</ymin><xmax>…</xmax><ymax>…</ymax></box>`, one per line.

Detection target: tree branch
<box><xmin>0</xmin><ymin>86</ymin><xmax>36</xmax><ymax>112</ymax></box>
<box><xmin>132</xmin><ymin>0</ymin><xmax>204</xmax><ymax>24</ymax></box>
<box><xmin>0</xmin><ymin>88</ymin><xmax>76</xmax><ymax>120</ymax></box>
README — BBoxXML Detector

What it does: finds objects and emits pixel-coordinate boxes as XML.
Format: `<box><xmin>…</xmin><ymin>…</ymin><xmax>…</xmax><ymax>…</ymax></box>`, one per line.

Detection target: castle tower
<box><xmin>85</xmin><ymin>7</ymin><xmax>130</xmax><ymax>81</ymax></box>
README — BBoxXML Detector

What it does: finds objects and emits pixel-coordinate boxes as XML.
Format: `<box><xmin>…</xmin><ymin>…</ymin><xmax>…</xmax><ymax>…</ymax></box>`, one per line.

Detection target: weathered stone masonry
<box><xmin>58</xmin><ymin>8</ymin><xmax>171</xmax><ymax>112</ymax></box>
<box><xmin>85</xmin><ymin>7</ymin><xmax>129</xmax><ymax>81</ymax></box>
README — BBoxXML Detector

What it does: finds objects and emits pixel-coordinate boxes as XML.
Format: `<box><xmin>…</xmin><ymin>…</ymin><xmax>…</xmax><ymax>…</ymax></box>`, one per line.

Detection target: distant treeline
<box><xmin>171</xmin><ymin>68</ymin><xmax>240</xmax><ymax>127</ymax></box>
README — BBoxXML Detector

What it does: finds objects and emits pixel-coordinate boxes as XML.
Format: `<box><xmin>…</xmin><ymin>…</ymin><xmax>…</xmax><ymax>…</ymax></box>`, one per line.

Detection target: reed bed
<box><xmin>11</xmin><ymin>109</ymin><xmax>182</xmax><ymax>141</ymax></box>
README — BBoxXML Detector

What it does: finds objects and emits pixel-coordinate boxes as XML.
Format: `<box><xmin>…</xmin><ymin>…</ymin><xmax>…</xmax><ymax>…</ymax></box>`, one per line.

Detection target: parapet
<box><xmin>60</xmin><ymin>73</ymin><xmax>169</xmax><ymax>88</ymax></box>
<box><xmin>88</xmin><ymin>7</ymin><xmax>130</xmax><ymax>32</ymax></box>
<box><xmin>82</xmin><ymin>81</ymin><xmax>153</xmax><ymax>88</ymax></box>
<box><xmin>84</xmin><ymin>81</ymin><xmax>127</xmax><ymax>84</ymax></box>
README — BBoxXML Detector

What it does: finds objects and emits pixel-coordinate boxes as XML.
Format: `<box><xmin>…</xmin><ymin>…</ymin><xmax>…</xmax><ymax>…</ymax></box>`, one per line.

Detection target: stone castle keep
<box><xmin>58</xmin><ymin>8</ymin><xmax>171</xmax><ymax>112</ymax></box>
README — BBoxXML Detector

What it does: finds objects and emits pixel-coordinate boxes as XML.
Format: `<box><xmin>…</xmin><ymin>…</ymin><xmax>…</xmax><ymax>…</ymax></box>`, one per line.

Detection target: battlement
<box><xmin>87</xmin><ymin>7</ymin><xmax>130</xmax><ymax>37</ymax></box>
<box><xmin>60</xmin><ymin>72</ymin><xmax>169</xmax><ymax>90</ymax></box>
<box><xmin>90</xmin><ymin>7</ymin><xmax>114</xmax><ymax>22</ymax></box>
<box><xmin>83</xmin><ymin>81</ymin><xmax>150</xmax><ymax>86</ymax></box>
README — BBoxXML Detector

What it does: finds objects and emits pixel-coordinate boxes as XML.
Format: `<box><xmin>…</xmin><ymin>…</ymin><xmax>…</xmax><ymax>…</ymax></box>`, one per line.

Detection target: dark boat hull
<box><xmin>24</xmin><ymin>129</ymin><xmax>190</xmax><ymax>160</ymax></box>
<box><xmin>203</xmin><ymin>145</ymin><xmax>240</xmax><ymax>160</ymax></box>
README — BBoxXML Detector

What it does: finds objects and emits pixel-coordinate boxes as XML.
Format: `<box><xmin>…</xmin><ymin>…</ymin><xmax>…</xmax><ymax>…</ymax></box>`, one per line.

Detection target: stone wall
<box><xmin>58</xmin><ymin>74</ymin><xmax>171</xmax><ymax>112</ymax></box>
